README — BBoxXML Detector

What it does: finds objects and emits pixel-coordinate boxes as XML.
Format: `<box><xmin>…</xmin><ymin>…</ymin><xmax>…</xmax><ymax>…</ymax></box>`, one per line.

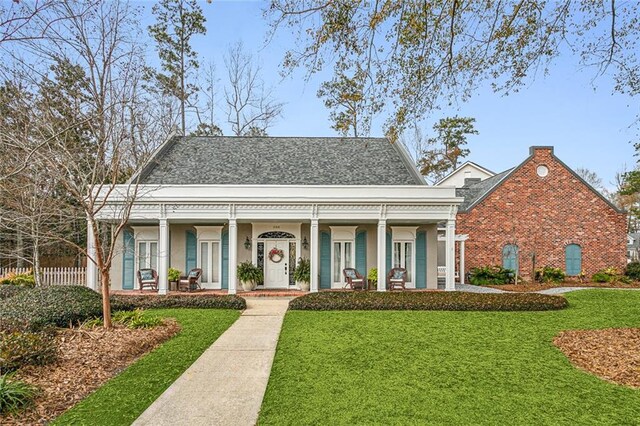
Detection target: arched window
<box><xmin>502</xmin><ymin>244</ymin><xmax>519</xmax><ymax>273</ymax></box>
<box><xmin>257</xmin><ymin>231</ymin><xmax>295</xmax><ymax>239</ymax></box>
<box><xmin>565</xmin><ymin>244</ymin><xmax>582</xmax><ymax>276</ymax></box>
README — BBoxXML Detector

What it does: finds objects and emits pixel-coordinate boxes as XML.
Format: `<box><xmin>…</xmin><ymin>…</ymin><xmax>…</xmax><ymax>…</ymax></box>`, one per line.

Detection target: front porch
<box><xmin>91</xmin><ymin>185</ymin><xmax>464</xmax><ymax>294</ymax></box>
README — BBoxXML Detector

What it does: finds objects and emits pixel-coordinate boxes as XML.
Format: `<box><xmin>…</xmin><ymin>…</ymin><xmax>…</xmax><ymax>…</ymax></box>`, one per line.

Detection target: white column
<box><xmin>377</xmin><ymin>219</ymin><xmax>387</xmax><ymax>291</ymax></box>
<box><xmin>158</xmin><ymin>219</ymin><xmax>169</xmax><ymax>295</ymax></box>
<box><xmin>228</xmin><ymin>218</ymin><xmax>237</xmax><ymax>294</ymax></box>
<box><xmin>445</xmin><ymin>219</ymin><xmax>455</xmax><ymax>291</ymax></box>
<box><xmin>460</xmin><ymin>240</ymin><xmax>465</xmax><ymax>285</ymax></box>
<box><xmin>86</xmin><ymin>220</ymin><xmax>98</xmax><ymax>291</ymax></box>
<box><xmin>310</xmin><ymin>219</ymin><xmax>319</xmax><ymax>292</ymax></box>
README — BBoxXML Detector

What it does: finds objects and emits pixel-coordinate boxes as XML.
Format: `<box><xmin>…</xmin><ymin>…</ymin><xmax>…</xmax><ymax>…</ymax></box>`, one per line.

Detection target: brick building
<box><xmin>449</xmin><ymin>146</ymin><xmax>627</xmax><ymax>279</ymax></box>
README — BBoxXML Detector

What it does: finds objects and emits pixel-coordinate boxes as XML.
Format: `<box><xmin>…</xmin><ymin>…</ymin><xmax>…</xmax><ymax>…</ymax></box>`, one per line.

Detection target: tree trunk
<box><xmin>33</xmin><ymin>237</ymin><xmax>42</xmax><ymax>286</ymax></box>
<box><xmin>16</xmin><ymin>229</ymin><xmax>24</xmax><ymax>268</ymax></box>
<box><xmin>101</xmin><ymin>269</ymin><xmax>112</xmax><ymax>329</ymax></box>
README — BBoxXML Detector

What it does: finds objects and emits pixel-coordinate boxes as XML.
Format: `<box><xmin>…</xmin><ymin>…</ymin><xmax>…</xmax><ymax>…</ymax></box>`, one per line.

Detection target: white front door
<box><xmin>264</xmin><ymin>240</ymin><xmax>289</xmax><ymax>288</ymax></box>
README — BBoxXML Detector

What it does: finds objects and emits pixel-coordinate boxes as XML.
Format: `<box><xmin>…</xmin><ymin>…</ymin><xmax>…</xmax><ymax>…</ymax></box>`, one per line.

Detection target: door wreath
<box><xmin>268</xmin><ymin>247</ymin><xmax>284</xmax><ymax>263</ymax></box>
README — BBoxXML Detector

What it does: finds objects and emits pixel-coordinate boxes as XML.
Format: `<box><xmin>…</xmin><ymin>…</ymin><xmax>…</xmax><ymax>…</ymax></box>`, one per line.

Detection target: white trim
<box><xmin>330</xmin><ymin>226</ymin><xmax>357</xmax><ymax>288</ymax></box>
<box><xmin>131</xmin><ymin>226</ymin><xmax>159</xmax><ymax>241</ymax></box>
<box><xmin>197</xmin><ymin>239</ymin><xmax>221</xmax><ymax>289</ymax></box>
<box><xmin>97</xmin><ymin>184</ymin><xmax>462</xmax><ymax>205</ymax></box>
<box><xmin>434</xmin><ymin>161</ymin><xmax>496</xmax><ymax>186</ymax></box>
<box><xmin>194</xmin><ymin>225</ymin><xmax>223</xmax><ymax>241</ymax></box>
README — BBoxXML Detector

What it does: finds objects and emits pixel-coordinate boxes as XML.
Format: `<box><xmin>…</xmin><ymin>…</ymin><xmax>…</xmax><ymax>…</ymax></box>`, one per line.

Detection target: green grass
<box><xmin>54</xmin><ymin>309</ymin><xmax>240</xmax><ymax>426</ymax></box>
<box><xmin>259</xmin><ymin>290</ymin><xmax>640</xmax><ymax>425</ymax></box>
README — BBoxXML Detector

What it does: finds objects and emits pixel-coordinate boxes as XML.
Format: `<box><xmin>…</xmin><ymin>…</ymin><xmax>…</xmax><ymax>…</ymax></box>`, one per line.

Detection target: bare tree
<box><xmin>224</xmin><ymin>41</ymin><xmax>284</xmax><ymax>136</ymax></box>
<box><xmin>1</xmin><ymin>0</ymin><xmax>156</xmax><ymax>328</ymax></box>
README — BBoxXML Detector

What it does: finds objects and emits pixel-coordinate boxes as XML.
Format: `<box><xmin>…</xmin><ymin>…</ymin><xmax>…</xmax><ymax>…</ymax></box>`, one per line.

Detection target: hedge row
<box><xmin>0</xmin><ymin>286</ymin><xmax>108</xmax><ymax>331</ymax></box>
<box><xmin>0</xmin><ymin>286</ymin><xmax>247</xmax><ymax>331</ymax></box>
<box><xmin>289</xmin><ymin>291</ymin><xmax>568</xmax><ymax>311</ymax></box>
<box><xmin>110</xmin><ymin>294</ymin><xmax>246</xmax><ymax>310</ymax></box>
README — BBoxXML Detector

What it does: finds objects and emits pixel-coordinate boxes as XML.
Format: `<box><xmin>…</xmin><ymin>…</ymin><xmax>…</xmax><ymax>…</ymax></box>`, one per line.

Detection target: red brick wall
<box><xmin>456</xmin><ymin>147</ymin><xmax>627</xmax><ymax>279</ymax></box>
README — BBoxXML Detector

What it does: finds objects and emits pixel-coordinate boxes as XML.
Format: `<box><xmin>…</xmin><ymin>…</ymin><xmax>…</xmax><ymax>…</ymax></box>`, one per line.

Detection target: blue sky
<box><xmin>137</xmin><ymin>0</ymin><xmax>637</xmax><ymax>190</ymax></box>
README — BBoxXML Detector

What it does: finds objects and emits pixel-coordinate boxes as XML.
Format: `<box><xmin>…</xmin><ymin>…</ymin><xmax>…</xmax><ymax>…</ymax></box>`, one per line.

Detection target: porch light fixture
<box><xmin>244</xmin><ymin>236</ymin><xmax>251</xmax><ymax>250</ymax></box>
<box><xmin>302</xmin><ymin>236</ymin><xmax>309</xmax><ymax>250</ymax></box>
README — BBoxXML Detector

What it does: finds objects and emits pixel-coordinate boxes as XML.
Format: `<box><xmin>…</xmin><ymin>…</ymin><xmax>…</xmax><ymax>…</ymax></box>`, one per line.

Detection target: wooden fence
<box><xmin>0</xmin><ymin>267</ymin><xmax>87</xmax><ymax>286</ymax></box>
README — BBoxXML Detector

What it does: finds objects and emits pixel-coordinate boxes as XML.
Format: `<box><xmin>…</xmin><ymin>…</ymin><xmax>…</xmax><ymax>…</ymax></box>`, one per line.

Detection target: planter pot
<box><xmin>241</xmin><ymin>281</ymin><xmax>254</xmax><ymax>292</ymax></box>
<box><xmin>169</xmin><ymin>281</ymin><xmax>178</xmax><ymax>292</ymax></box>
<box><xmin>298</xmin><ymin>281</ymin><xmax>310</xmax><ymax>292</ymax></box>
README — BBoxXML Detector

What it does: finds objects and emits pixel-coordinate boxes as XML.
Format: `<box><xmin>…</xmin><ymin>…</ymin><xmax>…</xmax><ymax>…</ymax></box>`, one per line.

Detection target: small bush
<box><xmin>469</xmin><ymin>265</ymin><xmax>514</xmax><ymax>285</ymax></box>
<box><xmin>591</xmin><ymin>267</ymin><xmax>631</xmax><ymax>284</ymax></box>
<box><xmin>110</xmin><ymin>294</ymin><xmax>246</xmax><ymax>310</ymax></box>
<box><xmin>112</xmin><ymin>309</ymin><xmax>162</xmax><ymax>329</ymax></box>
<box><xmin>0</xmin><ymin>330</ymin><xmax>57</xmax><ymax>372</ymax></box>
<box><xmin>0</xmin><ymin>272</ymin><xmax>36</xmax><ymax>287</ymax></box>
<box><xmin>625</xmin><ymin>262</ymin><xmax>640</xmax><ymax>281</ymax></box>
<box><xmin>0</xmin><ymin>372</ymin><xmax>38</xmax><ymax>414</ymax></box>
<box><xmin>167</xmin><ymin>267</ymin><xmax>181</xmax><ymax>282</ymax></box>
<box><xmin>289</xmin><ymin>291</ymin><xmax>568</xmax><ymax>312</ymax></box>
<box><xmin>0</xmin><ymin>286</ymin><xmax>108</xmax><ymax>331</ymax></box>
<box><xmin>535</xmin><ymin>266</ymin><xmax>566</xmax><ymax>283</ymax></box>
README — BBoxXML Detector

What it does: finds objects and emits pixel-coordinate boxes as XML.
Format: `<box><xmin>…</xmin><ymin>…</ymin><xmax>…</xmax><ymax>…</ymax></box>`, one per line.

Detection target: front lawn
<box><xmin>259</xmin><ymin>290</ymin><xmax>640</xmax><ymax>425</ymax></box>
<box><xmin>54</xmin><ymin>309</ymin><xmax>240</xmax><ymax>426</ymax></box>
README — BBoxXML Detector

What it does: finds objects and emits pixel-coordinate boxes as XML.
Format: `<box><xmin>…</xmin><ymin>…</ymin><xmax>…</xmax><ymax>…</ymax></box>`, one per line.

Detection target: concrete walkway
<box><xmin>133</xmin><ymin>298</ymin><xmax>291</xmax><ymax>426</ymax></box>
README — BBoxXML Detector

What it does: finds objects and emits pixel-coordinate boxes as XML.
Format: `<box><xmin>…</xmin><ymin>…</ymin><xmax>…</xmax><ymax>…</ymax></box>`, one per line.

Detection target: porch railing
<box><xmin>0</xmin><ymin>267</ymin><xmax>87</xmax><ymax>286</ymax></box>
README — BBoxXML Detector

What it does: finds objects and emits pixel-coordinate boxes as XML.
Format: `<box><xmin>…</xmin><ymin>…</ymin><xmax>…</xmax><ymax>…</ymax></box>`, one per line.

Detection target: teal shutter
<box><xmin>122</xmin><ymin>229</ymin><xmax>135</xmax><ymax>290</ymax></box>
<box><xmin>565</xmin><ymin>244</ymin><xmax>582</xmax><ymax>276</ymax></box>
<box><xmin>415</xmin><ymin>231</ymin><xmax>426</xmax><ymax>288</ymax></box>
<box><xmin>320</xmin><ymin>231</ymin><xmax>331</xmax><ymax>289</ymax></box>
<box><xmin>221</xmin><ymin>231</ymin><xmax>229</xmax><ymax>289</ymax></box>
<box><xmin>502</xmin><ymin>244</ymin><xmax>518</xmax><ymax>273</ymax></box>
<box><xmin>355</xmin><ymin>231</ymin><xmax>367</xmax><ymax>275</ymax></box>
<box><xmin>185</xmin><ymin>230</ymin><xmax>197</xmax><ymax>272</ymax></box>
<box><xmin>386</xmin><ymin>231</ymin><xmax>392</xmax><ymax>272</ymax></box>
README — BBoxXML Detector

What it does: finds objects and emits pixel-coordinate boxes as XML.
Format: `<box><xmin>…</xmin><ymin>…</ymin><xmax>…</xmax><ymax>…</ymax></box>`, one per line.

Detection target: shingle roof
<box><xmin>456</xmin><ymin>168</ymin><xmax>514</xmax><ymax>211</ymax></box>
<box><xmin>137</xmin><ymin>136</ymin><xmax>425</xmax><ymax>186</ymax></box>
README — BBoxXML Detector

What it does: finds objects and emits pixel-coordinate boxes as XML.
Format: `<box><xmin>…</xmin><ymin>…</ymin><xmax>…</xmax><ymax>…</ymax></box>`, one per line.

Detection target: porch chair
<box><xmin>137</xmin><ymin>268</ymin><xmax>158</xmax><ymax>291</ymax></box>
<box><xmin>343</xmin><ymin>268</ymin><xmax>366</xmax><ymax>290</ymax></box>
<box><xmin>178</xmin><ymin>268</ymin><xmax>202</xmax><ymax>292</ymax></box>
<box><xmin>387</xmin><ymin>267</ymin><xmax>407</xmax><ymax>291</ymax></box>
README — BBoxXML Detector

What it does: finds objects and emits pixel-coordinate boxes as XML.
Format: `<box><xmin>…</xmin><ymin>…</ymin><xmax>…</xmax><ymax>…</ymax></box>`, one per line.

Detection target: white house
<box><xmin>88</xmin><ymin>136</ymin><xmax>463</xmax><ymax>294</ymax></box>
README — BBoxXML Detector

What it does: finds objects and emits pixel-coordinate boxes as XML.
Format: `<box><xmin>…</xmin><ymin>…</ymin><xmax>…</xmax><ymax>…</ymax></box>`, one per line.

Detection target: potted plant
<box><xmin>368</xmin><ymin>268</ymin><xmax>378</xmax><ymax>290</ymax></box>
<box><xmin>237</xmin><ymin>261</ymin><xmax>261</xmax><ymax>291</ymax></box>
<box><xmin>294</xmin><ymin>258</ymin><xmax>311</xmax><ymax>291</ymax></box>
<box><xmin>168</xmin><ymin>267</ymin><xmax>181</xmax><ymax>291</ymax></box>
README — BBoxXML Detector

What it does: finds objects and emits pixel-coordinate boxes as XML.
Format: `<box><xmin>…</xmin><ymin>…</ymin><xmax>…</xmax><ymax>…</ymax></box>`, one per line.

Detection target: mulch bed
<box><xmin>554</xmin><ymin>328</ymin><xmax>640</xmax><ymax>388</ymax></box>
<box><xmin>485</xmin><ymin>282</ymin><xmax>640</xmax><ymax>292</ymax></box>
<box><xmin>1</xmin><ymin>319</ymin><xmax>180</xmax><ymax>425</ymax></box>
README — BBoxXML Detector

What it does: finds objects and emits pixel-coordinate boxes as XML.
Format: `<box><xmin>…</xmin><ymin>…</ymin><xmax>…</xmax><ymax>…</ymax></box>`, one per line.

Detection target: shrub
<box><xmin>289</xmin><ymin>291</ymin><xmax>568</xmax><ymax>312</ymax></box>
<box><xmin>0</xmin><ymin>286</ymin><xmax>109</xmax><ymax>331</ymax></box>
<box><xmin>0</xmin><ymin>285</ymin><xmax>25</xmax><ymax>301</ymax></box>
<box><xmin>625</xmin><ymin>262</ymin><xmax>640</xmax><ymax>281</ymax></box>
<box><xmin>368</xmin><ymin>268</ymin><xmax>378</xmax><ymax>285</ymax></box>
<box><xmin>237</xmin><ymin>261</ymin><xmax>263</xmax><ymax>288</ymax></box>
<box><xmin>0</xmin><ymin>372</ymin><xmax>38</xmax><ymax>414</ymax></box>
<box><xmin>0</xmin><ymin>272</ymin><xmax>36</xmax><ymax>287</ymax></box>
<box><xmin>534</xmin><ymin>266</ymin><xmax>566</xmax><ymax>283</ymax></box>
<box><xmin>293</xmin><ymin>258</ymin><xmax>311</xmax><ymax>283</ymax></box>
<box><xmin>110</xmin><ymin>294</ymin><xmax>246</xmax><ymax>310</ymax></box>
<box><xmin>112</xmin><ymin>309</ymin><xmax>162</xmax><ymax>329</ymax></box>
<box><xmin>0</xmin><ymin>330</ymin><xmax>57</xmax><ymax>372</ymax></box>
<box><xmin>469</xmin><ymin>265</ymin><xmax>514</xmax><ymax>285</ymax></box>
<box><xmin>168</xmin><ymin>267</ymin><xmax>181</xmax><ymax>282</ymax></box>
<box><xmin>591</xmin><ymin>267</ymin><xmax>631</xmax><ymax>284</ymax></box>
